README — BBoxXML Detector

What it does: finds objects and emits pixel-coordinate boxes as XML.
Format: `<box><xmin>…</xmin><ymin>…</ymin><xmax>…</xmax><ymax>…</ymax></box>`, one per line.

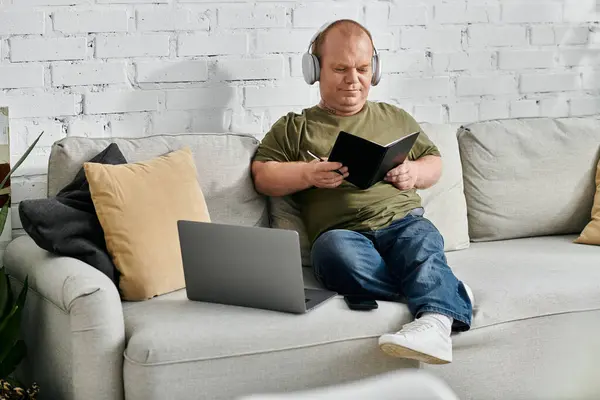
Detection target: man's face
<box><xmin>318</xmin><ymin>30</ymin><xmax>374</xmax><ymax>115</ymax></box>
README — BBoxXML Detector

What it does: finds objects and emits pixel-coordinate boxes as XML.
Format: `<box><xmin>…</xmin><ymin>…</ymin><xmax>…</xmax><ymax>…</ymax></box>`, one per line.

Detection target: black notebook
<box><xmin>328</xmin><ymin>130</ymin><xmax>421</xmax><ymax>190</ymax></box>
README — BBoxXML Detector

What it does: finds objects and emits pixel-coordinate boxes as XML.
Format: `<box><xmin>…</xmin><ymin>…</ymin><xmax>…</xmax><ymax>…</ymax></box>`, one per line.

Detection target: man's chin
<box><xmin>337</xmin><ymin>98</ymin><xmax>366</xmax><ymax>108</ymax></box>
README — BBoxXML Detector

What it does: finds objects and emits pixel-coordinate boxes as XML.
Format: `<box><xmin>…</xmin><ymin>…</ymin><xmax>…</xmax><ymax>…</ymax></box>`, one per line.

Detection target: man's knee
<box><xmin>400</xmin><ymin>217</ymin><xmax>445</xmax><ymax>253</ymax></box>
<box><xmin>311</xmin><ymin>229</ymin><xmax>361</xmax><ymax>264</ymax></box>
<box><xmin>312</xmin><ymin>229</ymin><xmax>373</xmax><ymax>274</ymax></box>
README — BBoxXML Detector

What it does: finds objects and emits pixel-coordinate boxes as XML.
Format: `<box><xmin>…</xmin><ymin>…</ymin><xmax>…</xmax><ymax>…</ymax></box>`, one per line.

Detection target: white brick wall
<box><xmin>52</xmin><ymin>62</ymin><xmax>128</xmax><ymax>86</ymax></box>
<box><xmin>468</xmin><ymin>26</ymin><xmax>528</xmax><ymax>47</ymax></box>
<box><xmin>0</xmin><ymin>0</ymin><xmax>599</xmax><ymax>236</ymax></box>
<box><xmin>0</xmin><ymin>11</ymin><xmax>45</xmax><ymax>35</ymax></box>
<box><xmin>54</xmin><ymin>9</ymin><xmax>129</xmax><ymax>33</ymax></box>
<box><xmin>457</xmin><ymin>75</ymin><xmax>518</xmax><ymax>96</ymax></box>
<box><xmin>11</xmin><ymin>37</ymin><xmax>87</xmax><ymax>62</ymax></box>
<box><xmin>178</xmin><ymin>32</ymin><xmax>248</xmax><ymax>56</ymax></box>
<box><xmin>0</xmin><ymin>64</ymin><xmax>44</xmax><ymax>88</ymax></box>
<box><xmin>220</xmin><ymin>4</ymin><xmax>286</xmax><ymax>29</ymax></box>
<box><xmin>96</xmin><ymin>34</ymin><xmax>170</xmax><ymax>58</ymax></box>
<box><xmin>136</xmin><ymin>60</ymin><xmax>208</xmax><ymax>83</ymax></box>
<box><xmin>136</xmin><ymin>7</ymin><xmax>209</xmax><ymax>31</ymax></box>
<box><xmin>85</xmin><ymin>91</ymin><xmax>163</xmax><ymax>114</ymax></box>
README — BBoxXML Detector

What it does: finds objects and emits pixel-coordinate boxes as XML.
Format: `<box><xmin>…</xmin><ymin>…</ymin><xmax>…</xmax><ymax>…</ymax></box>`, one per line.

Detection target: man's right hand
<box><xmin>304</xmin><ymin>159</ymin><xmax>349</xmax><ymax>189</ymax></box>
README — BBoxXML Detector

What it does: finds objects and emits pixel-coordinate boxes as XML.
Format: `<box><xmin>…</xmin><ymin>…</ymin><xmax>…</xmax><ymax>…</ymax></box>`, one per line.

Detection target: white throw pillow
<box><xmin>418</xmin><ymin>123</ymin><xmax>470</xmax><ymax>252</ymax></box>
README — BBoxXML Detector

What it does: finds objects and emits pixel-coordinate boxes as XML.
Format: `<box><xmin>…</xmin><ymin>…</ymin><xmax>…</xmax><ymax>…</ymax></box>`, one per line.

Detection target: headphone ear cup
<box><xmin>302</xmin><ymin>53</ymin><xmax>320</xmax><ymax>85</ymax></box>
<box><xmin>312</xmin><ymin>54</ymin><xmax>320</xmax><ymax>83</ymax></box>
<box><xmin>371</xmin><ymin>53</ymin><xmax>382</xmax><ymax>86</ymax></box>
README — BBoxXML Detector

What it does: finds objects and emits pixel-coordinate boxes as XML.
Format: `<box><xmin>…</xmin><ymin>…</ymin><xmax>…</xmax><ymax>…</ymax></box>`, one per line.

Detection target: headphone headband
<box><xmin>302</xmin><ymin>19</ymin><xmax>382</xmax><ymax>86</ymax></box>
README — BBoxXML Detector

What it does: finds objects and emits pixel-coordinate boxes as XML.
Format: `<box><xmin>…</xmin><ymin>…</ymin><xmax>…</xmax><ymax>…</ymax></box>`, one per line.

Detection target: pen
<box><xmin>307</xmin><ymin>150</ymin><xmax>324</xmax><ymax>161</ymax></box>
<box><xmin>306</xmin><ymin>150</ymin><xmax>344</xmax><ymax>176</ymax></box>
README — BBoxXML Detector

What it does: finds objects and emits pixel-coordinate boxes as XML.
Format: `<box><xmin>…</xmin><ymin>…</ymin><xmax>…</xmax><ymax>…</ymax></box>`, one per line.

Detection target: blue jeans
<box><xmin>311</xmin><ymin>211</ymin><xmax>472</xmax><ymax>332</ymax></box>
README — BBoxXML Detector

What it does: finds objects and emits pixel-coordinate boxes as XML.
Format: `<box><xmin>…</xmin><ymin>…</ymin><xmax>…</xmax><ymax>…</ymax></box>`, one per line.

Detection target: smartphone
<box><xmin>344</xmin><ymin>295</ymin><xmax>378</xmax><ymax>311</ymax></box>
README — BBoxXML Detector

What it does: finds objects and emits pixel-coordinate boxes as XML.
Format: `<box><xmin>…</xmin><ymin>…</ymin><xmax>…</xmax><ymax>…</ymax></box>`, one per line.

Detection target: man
<box><xmin>250</xmin><ymin>19</ymin><xmax>473</xmax><ymax>365</ymax></box>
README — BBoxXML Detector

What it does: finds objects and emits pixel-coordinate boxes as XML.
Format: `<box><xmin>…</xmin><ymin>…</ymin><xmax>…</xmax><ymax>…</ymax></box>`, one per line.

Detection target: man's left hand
<box><xmin>385</xmin><ymin>160</ymin><xmax>419</xmax><ymax>190</ymax></box>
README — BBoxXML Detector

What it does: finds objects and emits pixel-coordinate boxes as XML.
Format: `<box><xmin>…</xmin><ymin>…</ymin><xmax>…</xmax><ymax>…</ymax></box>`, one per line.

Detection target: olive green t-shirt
<box><xmin>253</xmin><ymin>101</ymin><xmax>441</xmax><ymax>245</ymax></box>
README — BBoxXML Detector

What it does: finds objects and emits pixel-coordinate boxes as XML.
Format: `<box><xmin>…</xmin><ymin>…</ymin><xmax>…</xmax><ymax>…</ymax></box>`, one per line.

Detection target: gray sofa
<box><xmin>5</xmin><ymin>116</ymin><xmax>600</xmax><ymax>400</ymax></box>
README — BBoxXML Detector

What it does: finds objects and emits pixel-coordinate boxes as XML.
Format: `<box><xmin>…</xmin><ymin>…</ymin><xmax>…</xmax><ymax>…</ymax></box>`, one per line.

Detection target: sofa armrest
<box><xmin>4</xmin><ymin>235</ymin><xmax>125</xmax><ymax>400</ymax></box>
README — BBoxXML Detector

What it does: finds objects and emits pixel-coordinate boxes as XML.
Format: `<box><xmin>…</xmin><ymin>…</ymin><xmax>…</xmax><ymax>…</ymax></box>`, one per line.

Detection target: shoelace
<box><xmin>398</xmin><ymin>319</ymin><xmax>437</xmax><ymax>334</ymax></box>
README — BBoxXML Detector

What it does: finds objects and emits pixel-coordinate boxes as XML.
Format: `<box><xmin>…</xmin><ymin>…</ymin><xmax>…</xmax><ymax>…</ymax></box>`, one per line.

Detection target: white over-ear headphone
<box><xmin>301</xmin><ymin>20</ymin><xmax>382</xmax><ymax>86</ymax></box>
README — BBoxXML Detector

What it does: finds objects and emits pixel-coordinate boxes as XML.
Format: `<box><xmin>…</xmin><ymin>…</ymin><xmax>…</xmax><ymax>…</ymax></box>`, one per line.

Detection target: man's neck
<box><xmin>318</xmin><ymin>100</ymin><xmax>365</xmax><ymax>117</ymax></box>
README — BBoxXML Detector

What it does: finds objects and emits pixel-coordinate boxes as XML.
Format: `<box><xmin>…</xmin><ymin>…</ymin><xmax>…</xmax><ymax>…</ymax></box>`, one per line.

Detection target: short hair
<box><xmin>312</xmin><ymin>19</ymin><xmax>375</xmax><ymax>60</ymax></box>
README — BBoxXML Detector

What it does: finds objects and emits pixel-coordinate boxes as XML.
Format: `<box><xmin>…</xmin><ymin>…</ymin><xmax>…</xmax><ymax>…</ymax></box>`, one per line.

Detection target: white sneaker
<box><xmin>378</xmin><ymin>318</ymin><xmax>452</xmax><ymax>364</ymax></box>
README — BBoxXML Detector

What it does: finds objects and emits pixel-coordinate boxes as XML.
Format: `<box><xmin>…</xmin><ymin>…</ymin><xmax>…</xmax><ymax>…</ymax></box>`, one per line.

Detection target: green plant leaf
<box><xmin>0</xmin><ymin>268</ymin><xmax>13</xmax><ymax>322</ymax></box>
<box><xmin>0</xmin><ymin>339</ymin><xmax>26</xmax><ymax>380</ymax></box>
<box><xmin>0</xmin><ymin>131</ymin><xmax>44</xmax><ymax>191</ymax></box>
<box><xmin>0</xmin><ymin>277</ymin><xmax>27</xmax><ymax>366</ymax></box>
<box><xmin>0</xmin><ymin>194</ymin><xmax>10</xmax><ymax>238</ymax></box>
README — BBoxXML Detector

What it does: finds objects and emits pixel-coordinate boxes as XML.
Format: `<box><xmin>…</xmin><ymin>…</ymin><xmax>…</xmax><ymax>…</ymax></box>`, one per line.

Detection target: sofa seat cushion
<box><xmin>122</xmin><ymin>280</ymin><xmax>412</xmax><ymax>366</ymax></box>
<box><xmin>447</xmin><ymin>235</ymin><xmax>600</xmax><ymax>329</ymax></box>
<box><xmin>122</xmin><ymin>235</ymin><xmax>600</xmax><ymax>365</ymax></box>
<box><xmin>121</xmin><ymin>273</ymin><xmax>419</xmax><ymax>399</ymax></box>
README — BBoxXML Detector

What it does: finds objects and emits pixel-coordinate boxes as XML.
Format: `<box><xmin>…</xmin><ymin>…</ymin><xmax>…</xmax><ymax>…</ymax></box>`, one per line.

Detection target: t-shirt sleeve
<box><xmin>402</xmin><ymin>110</ymin><xmax>441</xmax><ymax>160</ymax></box>
<box><xmin>252</xmin><ymin>113</ymin><xmax>302</xmax><ymax>163</ymax></box>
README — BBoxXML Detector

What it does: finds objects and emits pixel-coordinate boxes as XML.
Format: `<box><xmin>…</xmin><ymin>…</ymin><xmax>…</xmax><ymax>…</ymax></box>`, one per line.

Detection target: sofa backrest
<box><xmin>458</xmin><ymin>117</ymin><xmax>600</xmax><ymax>242</ymax></box>
<box><xmin>47</xmin><ymin>133</ymin><xmax>269</xmax><ymax>228</ymax></box>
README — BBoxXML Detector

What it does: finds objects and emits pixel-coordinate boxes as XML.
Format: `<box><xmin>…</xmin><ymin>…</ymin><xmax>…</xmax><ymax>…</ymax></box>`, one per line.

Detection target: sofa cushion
<box><xmin>85</xmin><ymin>147</ymin><xmax>211</xmax><ymax>301</ymax></box>
<box><xmin>418</xmin><ymin>122</ymin><xmax>470</xmax><ymax>252</ymax></box>
<box><xmin>268</xmin><ymin>196</ymin><xmax>312</xmax><ymax>266</ymax></box>
<box><xmin>123</xmin><ymin>286</ymin><xmax>413</xmax><ymax>366</ymax></box>
<box><xmin>122</xmin><ymin>279</ymin><xmax>416</xmax><ymax>399</ymax></box>
<box><xmin>18</xmin><ymin>143</ymin><xmax>126</xmax><ymax>285</ymax></box>
<box><xmin>268</xmin><ymin>122</ymin><xmax>470</xmax><ymax>265</ymax></box>
<box><xmin>575</xmin><ymin>157</ymin><xmax>600</xmax><ymax>245</ymax></box>
<box><xmin>458</xmin><ymin>117</ymin><xmax>600</xmax><ymax>242</ymax></box>
<box><xmin>122</xmin><ymin>236</ymin><xmax>600</xmax><ymax>365</ymax></box>
<box><xmin>47</xmin><ymin>133</ymin><xmax>268</xmax><ymax>228</ymax></box>
<box><xmin>447</xmin><ymin>235</ymin><xmax>600</xmax><ymax>328</ymax></box>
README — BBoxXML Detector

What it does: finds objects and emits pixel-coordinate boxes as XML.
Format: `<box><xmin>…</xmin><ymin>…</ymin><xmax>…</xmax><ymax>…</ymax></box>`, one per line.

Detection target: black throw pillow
<box><xmin>19</xmin><ymin>143</ymin><xmax>127</xmax><ymax>286</ymax></box>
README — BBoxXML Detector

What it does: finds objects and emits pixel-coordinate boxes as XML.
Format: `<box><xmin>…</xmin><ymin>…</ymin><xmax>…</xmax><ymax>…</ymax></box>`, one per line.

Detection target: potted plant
<box><xmin>0</xmin><ymin>131</ymin><xmax>44</xmax><ymax>400</ymax></box>
<box><xmin>0</xmin><ymin>268</ymin><xmax>38</xmax><ymax>400</ymax></box>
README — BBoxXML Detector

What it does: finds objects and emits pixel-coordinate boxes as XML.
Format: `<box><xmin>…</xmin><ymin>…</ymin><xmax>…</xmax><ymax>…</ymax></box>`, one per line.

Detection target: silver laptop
<box><xmin>177</xmin><ymin>220</ymin><xmax>337</xmax><ymax>314</ymax></box>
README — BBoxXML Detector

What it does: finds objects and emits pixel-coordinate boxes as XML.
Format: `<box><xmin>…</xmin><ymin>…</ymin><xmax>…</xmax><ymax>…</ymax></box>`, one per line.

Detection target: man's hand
<box><xmin>304</xmin><ymin>159</ymin><xmax>349</xmax><ymax>189</ymax></box>
<box><xmin>384</xmin><ymin>159</ymin><xmax>419</xmax><ymax>190</ymax></box>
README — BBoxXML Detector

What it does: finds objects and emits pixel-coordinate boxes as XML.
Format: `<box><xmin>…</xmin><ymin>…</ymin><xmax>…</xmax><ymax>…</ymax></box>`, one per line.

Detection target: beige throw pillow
<box><xmin>84</xmin><ymin>147</ymin><xmax>211</xmax><ymax>301</ymax></box>
<box><xmin>575</xmin><ymin>159</ymin><xmax>600</xmax><ymax>245</ymax></box>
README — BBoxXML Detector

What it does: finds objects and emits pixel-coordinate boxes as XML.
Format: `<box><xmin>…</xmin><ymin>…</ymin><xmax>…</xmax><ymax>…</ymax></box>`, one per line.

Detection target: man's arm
<box><xmin>385</xmin><ymin>155</ymin><xmax>442</xmax><ymax>191</ymax></box>
<box><xmin>252</xmin><ymin>159</ymin><xmax>349</xmax><ymax>197</ymax></box>
<box><xmin>251</xmin><ymin>161</ymin><xmax>312</xmax><ymax>197</ymax></box>
<box><xmin>413</xmin><ymin>155</ymin><xmax>442</xmax><ymax>190</ymax></box>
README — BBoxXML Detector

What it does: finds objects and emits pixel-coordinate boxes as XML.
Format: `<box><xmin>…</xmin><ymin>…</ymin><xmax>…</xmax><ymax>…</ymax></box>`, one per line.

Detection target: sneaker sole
<box><xmin>379</xmin><ymin>342</ymin><xmax>451</xmax><ymax>365</ymax></box>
